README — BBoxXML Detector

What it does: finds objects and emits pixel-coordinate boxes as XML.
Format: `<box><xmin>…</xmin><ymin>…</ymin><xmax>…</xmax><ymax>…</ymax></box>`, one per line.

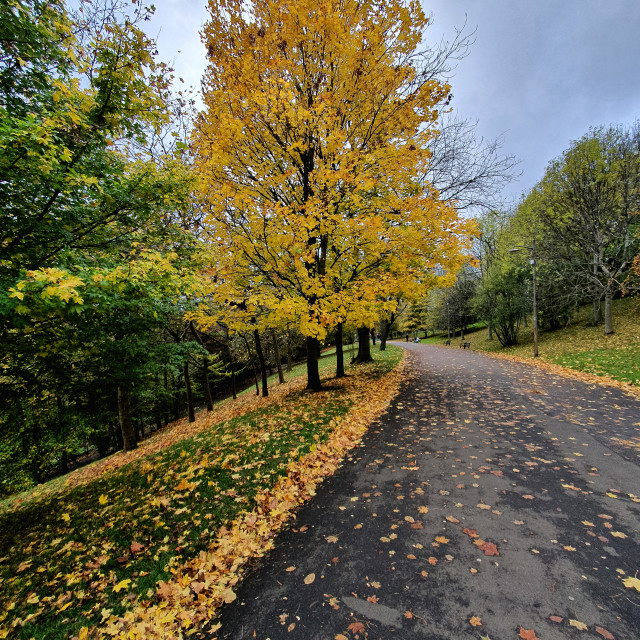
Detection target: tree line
<box><xmin>0</xmin><ymin>0</ymin><xmax>518</xmax><ymax>495</ymax></box>
<box><xmin>405</xmin><ymin>123</ymin><xmax>640</xmax><ymax>346</ymax></box>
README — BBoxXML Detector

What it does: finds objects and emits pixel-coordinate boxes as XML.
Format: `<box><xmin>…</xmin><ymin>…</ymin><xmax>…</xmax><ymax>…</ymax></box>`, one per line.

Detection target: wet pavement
<box><xmin>208</xmin><ymin>343</ymin><xmax>640</xmax><ymax>640</ymax></box>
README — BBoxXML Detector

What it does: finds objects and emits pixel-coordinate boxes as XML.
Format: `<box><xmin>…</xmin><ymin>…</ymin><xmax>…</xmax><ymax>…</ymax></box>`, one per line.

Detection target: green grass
<box><xmin>0</xmin><ymin>346</ymin><xmax>402</xmax><ymax>640</ymax></box>
<box><xmin>472</xmin><ymin>296</ymin><xmax>640</xmax><ymax>387</ymax></box>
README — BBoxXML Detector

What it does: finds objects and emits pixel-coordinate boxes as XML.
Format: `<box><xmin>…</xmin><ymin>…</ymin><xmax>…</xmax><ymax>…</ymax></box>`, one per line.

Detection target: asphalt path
<box><xmin>207</xmin><ymin>343</ymin><xmax>640</xmax><ymax>640</ymax></box>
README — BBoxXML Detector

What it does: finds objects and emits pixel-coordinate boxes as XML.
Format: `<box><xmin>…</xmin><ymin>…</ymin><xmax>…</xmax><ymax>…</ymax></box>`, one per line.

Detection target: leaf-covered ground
<box><xmin>0</xmin><ymin>347</ymin><xmax>404</xmax><ymax>640</ymax></box>
<box><xmin>211</xmin><ymin>343</ymin><xmax>640</xmax><ymax>640</ymax></box>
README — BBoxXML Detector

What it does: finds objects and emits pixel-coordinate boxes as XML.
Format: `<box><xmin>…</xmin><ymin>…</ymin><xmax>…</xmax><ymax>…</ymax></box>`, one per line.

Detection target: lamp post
<box><xmin>510</xmin><ymin>238</ymin><xmax>538</xmax><ymax>357</ymax></box>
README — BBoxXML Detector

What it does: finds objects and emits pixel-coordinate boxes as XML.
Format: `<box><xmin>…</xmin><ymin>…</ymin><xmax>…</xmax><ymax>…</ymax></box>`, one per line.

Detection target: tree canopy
<box><xmin>194</xmin><ymin>0</ymin><xmax>473</xmax><ymax>389</ymax></box>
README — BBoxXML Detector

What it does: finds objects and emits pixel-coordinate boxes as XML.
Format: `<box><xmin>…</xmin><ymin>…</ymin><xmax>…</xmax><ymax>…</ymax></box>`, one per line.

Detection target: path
<box><xmin>206</xmin><ymin>343</ymin><xmax>640</xmax><ymax>639</ymax></box>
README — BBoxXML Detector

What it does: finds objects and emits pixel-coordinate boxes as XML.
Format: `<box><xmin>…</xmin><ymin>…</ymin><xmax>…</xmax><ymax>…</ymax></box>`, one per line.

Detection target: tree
<box><xmin>194</xmin><ymin>0</ymin><xmax>472</xmax><ymax>390</ymax></box>
<box><xmin>0</xmin><ymin>0</ymin><xmax>197</xmax><ymax>488</ymax></box>
<box><xmin>515</xmin><ymin>124</ymin><xmax>640</xmax><ymax>334</ymax></box>
<box><xmin>473</xmin><ymin>267</ymin><xmax>530</xmax><ymax>347</ymax></box>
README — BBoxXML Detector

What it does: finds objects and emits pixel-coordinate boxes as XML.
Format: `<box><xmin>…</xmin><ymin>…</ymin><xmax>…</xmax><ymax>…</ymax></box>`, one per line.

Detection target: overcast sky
<box><xmin>146</xmin><ymin>0</ymin><xmax>640</xmax><ymax>208</ymax></box>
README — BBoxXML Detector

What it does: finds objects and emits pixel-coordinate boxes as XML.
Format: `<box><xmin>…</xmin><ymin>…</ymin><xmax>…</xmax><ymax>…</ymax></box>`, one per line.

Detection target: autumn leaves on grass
<box><xmin>0</xmin><ymin>348</ymin><xmax>404</xmax><ymax>640</ymax></box>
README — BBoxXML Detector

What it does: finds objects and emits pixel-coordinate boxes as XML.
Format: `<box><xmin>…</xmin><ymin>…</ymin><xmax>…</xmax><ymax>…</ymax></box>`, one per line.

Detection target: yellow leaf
<box><xmin>113</xmin><ymin>578</ymin><xmax>131</xmax><ymax>593</ymax></box>
<box><xmin>61</xmin><ymin>513</ymin><xmax>71</xmax><ymax>523</ymax></box>
<box><xmin>304</xmin><ymin>573</ymin><xmax>315</xmax><ymax>585</ymax></box>
<box><xmin>99</xmin><ymin>494</ymin><xmax>108</xmax><ymax>505</ymax></box>
<box><xmin>569</xmin><ymin>619</ymin><xmax>588</xmax><ymax>630</ymax></box>
<box><xmin>623</xmin><ymin>576</ymin><xmax>640</xmax><ymax>591</ymax></box>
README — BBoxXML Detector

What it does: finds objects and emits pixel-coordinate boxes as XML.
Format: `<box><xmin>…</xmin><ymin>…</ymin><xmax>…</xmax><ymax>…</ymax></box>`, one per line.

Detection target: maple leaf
<box><xmin>569</xmin><ymin>619</ymin><xmax>588</xmax><ymax>630</ymax></box>
<box><xmin>325</xmin><ymin>535</ymin><xmax>339</xmax><ymax>543</ymax></box>
<box><xmin>475</xmin><ymin>540</ymin><xmax>499</xmax><ymax>556</ymax></box>
<box><xmin>435</xmin><ymin>536</ymin><xmax>450</xmax><ymax>544</ymax></box>
<box><xmin>99</xmin><ymin>494</ymin><xmax>108</xmax><ymax>505</ymax></box>
<box><xmin>113</xmin><ymin>578</ymin><xmax>131</xmax><ymax>593</ymax></box>
<box><xmin>366</xmin><ymin>595</ymin><xmax>379</xmax><ymax>604</ymax></box>
<box><xmin>418</xmin><ymin>506</ymin><xmax>429</xmax><ymax>514</ymax></box>
<box><xmin>463</xmin><ymin>527</ymin><xmax>479</xmax><ymax>538</ymax></box>
<box><xmin>469</xmin><ymin>616</ymin><xmax>482</xmax><ymax>627</ymax></box>
<box><xmin>347</xmin><ymin>621</ymin><xmax>365</xmax><ymax>635</ymax></box>
<box><xmin>622</xmin><ymin>576</ymin><xmax>640</xmax><ymax>591</ymax></box>
<box><xmin>130</xmin><ymin>542</ymin><xmax>144</xmax><ymax>554</ymax></box>
<box><xmin>519</xmin><ymin>627</ymin><xmax>539</xmax><ymax>640</ymax></box>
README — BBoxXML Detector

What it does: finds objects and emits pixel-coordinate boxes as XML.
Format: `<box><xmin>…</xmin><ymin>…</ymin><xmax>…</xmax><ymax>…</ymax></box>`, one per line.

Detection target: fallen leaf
<box><xmin>469</xmin><ymin>616</ymin><xmax>482</xmax><ymax>627</ymax></box>
<box><xmin>347</xmin><ymin>621</ymin><xmax>365</xmax><ymax>634</ymax></box>
<box><xmin>475</xmin><ymin>540</ymin><xmax>499</xmax><ymax>556</ymax></box>
<box><xmin>463</xmin><ymin>527</ymin><xmax>479</xmax><ymax>538</ymax></box>
<box><xmin>519</xmin><ymin>628</ymin><xmax>539</xmax><ymax>640</ymax></box>
<box><xmin>113</xmin><ymin>578</ymin><xmax>131</xmax><ymax>593</ymax></box>
<box><xmin>304</xmin><ymin>573</ymin><xmax>315</xmax><ymax>585</ymax></box>
<box><xmin>366</xmin><ymin>595</ymin><xmax>379</xmax><ymax>604</ymax></box>
<box><xmin>326</xmin><ymin>535</ymin><xmax>339</xmax><ymax>543</ymax></box>
<box><xmin>130</xmin><ymin>542</ymin><xmax>144</xmax><ymax>554</ymax></box>
<box><xmin>569</xmin><ymin>619</ymin><xmax>588</xmax><ymax>630</ymax></box>
<box><xmin>595</xmin><ymin>626</ymin><xmax>615</xmax><ymax>639</ymax></box>
<box><xmin>522</xmin><ymin>495</ymin><xmax>534</xmax><ymax>500</ymax></box>
<box><xmin>418</xmin><ymin>506</ymin><xmax>429</xmax><ymax>514</ymax></box>
<box><xmin>404</xmin><ymin>610</ymin><xmax>413</xmax><ymax>619</ymax></box>
<box><xmin>98</xmin><ymin>494</ymin><xmax>108</xmax><ymax>505</ymax></box>
<box><xmin>549</xmin><ymin>615</ymin><xmax>563</xmax><ymax>623</ymax></box>
<box><xmin>428</xmin><ymin>557</ymin><xmax>438</xmax><ymax>565</ymax></box>
<box><xmin>622</xmin><ymin>576</ymin><xmax>640</xmax><ymax>591</ymax></box>
<box><xmin>286</xmin><ymin>566</ymin><xmax>296</xmax><ymax>572</ymax></box>
<box><xmin>435</xmin><ymin>536</ymin><xmax>449</xmax><ymax>544</ymax></box>
<box><xmin>446</xmin><ymin>515</ymin><xmax>460</xmax><ymax>524</ymax></box>
<box><xmin>288</xmin><ymin>622</ymin><xmax>296</xmax><ymax>632</ymax></box>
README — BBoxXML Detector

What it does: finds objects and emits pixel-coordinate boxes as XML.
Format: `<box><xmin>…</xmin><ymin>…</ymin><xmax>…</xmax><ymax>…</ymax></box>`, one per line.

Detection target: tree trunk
<box><xmin>163</xmin><ymin>369</ymin><xmax>170</xmax><ymax>425</ymax></box>
<box><xmin>487</xmin><ymin>320</ymin><xmax>493</xmax><ymax>341</ymax></box>
<box><xmin>286</xmin><ymin>329</ymin><xmax>294</xmax><ymax>372</ymax></box>
<box><xmin>184</xmin><ymin>361</ymin><xmax>196</xmax><ymax>423</ymax></box>
<box><xmin>380</xmin><ymin>312</ymin><xmax>395</xmax><ymax>351</ymax></box>
<box><xmin>335</xmin><ymin>322</ymin><xmax>345</xmax><ymax>378</ymax></box>
<box><xmin>117</xmin><ymin>385</ymin><xmax>137</xmax><ymax>452</ymax></box>
<box><xmin>593</xmin><ymin>298</ymin><xmax>602</xmax><ymax>324</ymax></box>
<box><xmin>271</xmin><ymin>330</ymin><xmax>285</xmax><ymax>384</ymax></box>
<box><xmin>353</xmin><ymin>326</ymin><xmax>373</xmax><ymax>363</ymax></box>
<box><xmin>370</xmin><ymin>327</ymin><xmax>376</xmax><ymax>345</ymax></box>
<box><xmin>172</xmin><ymin>372</ymin><xmax>180</xmax><ymax>421</ymax></box>
<box><xmin>254</xmin><ymin>328</ymin><xmax>268</xmax><ymax>397</ymax></box>
<box><xmin>202</xmin><ymin>355</ymin><xmax>214</xmax><ymax>411</ymax></box>
<box><xmin>306</xmin><ymin>336</ymin><xmax>322</xmax><ymax>390</ymax></box>
<box><xmin>604</xmin><ymin>287</ymin><xmax>614</xmax><ymax>335</ymax></box>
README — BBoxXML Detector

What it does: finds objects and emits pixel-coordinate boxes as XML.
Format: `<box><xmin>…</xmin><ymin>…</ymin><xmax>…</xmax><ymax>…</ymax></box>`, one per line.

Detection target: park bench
<box><xmin>444</xmin><ymin>339</ymin><xmax>451</xmax><ymax>346</ymax></box>
<box><xmin>460</xmin><ymin>341</ymin><xmax>471</xmax><ymax>349</ymax></box>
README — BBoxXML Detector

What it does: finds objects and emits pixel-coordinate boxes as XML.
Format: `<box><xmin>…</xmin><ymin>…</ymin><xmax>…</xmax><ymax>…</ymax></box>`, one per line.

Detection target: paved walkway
<box><xmin>208</xmin><ymin>343</ymin><xmax>640</xmax><ymax>639</ymax></box>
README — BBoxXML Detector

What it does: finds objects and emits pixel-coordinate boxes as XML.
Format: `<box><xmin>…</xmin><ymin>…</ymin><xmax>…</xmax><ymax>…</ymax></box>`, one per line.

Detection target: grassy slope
<box><xmin>0</xmin><ymin>347</ymin><xmax>403</xmax><ymax>640</ymax></box>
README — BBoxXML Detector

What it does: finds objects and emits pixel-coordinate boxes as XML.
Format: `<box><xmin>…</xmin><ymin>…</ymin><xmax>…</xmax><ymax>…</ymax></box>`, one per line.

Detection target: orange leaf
<box><xmin>595</xmin><ymin>626</ymin><xmax>615</xmax><ymax>640</ymax></box>
<box><xmin>469</xmin><ymin>616</ymin><xmax>482</xmax><ymax>627</ymax></box>
<box><xmin>475</xmin><ymin>540</ymin><xmax>499</xmax><ymax>556</ymax></box>
<box><xmin>519</xmin><ymin>627</ymin><xmax>540</xmax><ymax>640</ymax></box>
<box><xmin>347</xmin><ymin>621</ymin><xmax>365</xmax><ymax>634</ymax></box>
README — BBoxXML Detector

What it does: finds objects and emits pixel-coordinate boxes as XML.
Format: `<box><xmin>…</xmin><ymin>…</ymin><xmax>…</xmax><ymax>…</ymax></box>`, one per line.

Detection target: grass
<box><xmin>0</xmin><ymin>346</ymin><xmax>402</xmax><ymax>640</ymax></box>
<box><xmin>471</xmin><ymin>297</ymin><xmax>640</xmax><ymax>387</ymax></box>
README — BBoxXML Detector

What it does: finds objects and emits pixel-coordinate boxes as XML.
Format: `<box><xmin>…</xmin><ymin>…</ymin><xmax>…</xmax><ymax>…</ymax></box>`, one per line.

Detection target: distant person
<box><xmin>405</xmin><ymin>333</ymin><xmax>409</xmax><ymax>342</ymax></box>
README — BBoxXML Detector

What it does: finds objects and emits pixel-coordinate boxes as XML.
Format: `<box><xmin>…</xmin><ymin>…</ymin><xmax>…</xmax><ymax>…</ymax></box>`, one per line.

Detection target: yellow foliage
<box><xmin>193</xmin><ymin>0</ymin><xmax>473</xmax><ymax>337</ymax></box>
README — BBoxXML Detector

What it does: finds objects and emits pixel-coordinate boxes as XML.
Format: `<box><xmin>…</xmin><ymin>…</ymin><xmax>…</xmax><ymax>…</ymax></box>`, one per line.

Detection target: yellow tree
<box><xmin>194</xmin><ymin>0</ymin><xmax>473</xmax><ymax>389</ymax></box>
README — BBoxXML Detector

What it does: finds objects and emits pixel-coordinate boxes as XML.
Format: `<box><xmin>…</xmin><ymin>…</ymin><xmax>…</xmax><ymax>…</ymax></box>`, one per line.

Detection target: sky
<box><xmin>146</xmin><ymin>0</ymin><xmax>640</xmax><ymax>209</ymax></box>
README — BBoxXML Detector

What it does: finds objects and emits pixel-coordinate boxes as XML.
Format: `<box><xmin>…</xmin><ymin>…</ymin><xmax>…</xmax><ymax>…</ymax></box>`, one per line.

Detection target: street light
<box><xmin>509</xmin><ymin>238</ymin><xmax>538</xmax><ymax>357</ymax></box>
